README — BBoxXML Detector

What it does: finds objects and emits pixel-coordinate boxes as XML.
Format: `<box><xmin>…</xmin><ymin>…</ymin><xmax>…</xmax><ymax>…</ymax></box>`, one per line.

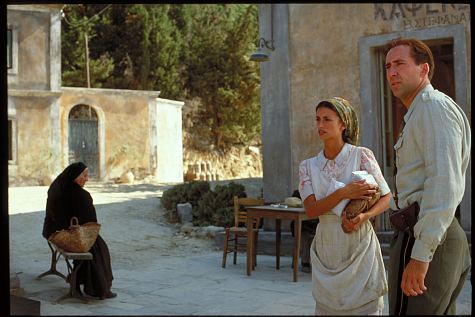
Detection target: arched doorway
<box><xmin>68</xmin><ymin>104</ymin><xmax>99</xmax><ymax>178</ymax></box>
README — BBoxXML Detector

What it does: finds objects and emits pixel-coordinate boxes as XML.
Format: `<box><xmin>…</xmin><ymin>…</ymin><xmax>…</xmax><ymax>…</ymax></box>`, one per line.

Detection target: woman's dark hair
<box><xmin>316</xmin><ymin>101</ymin><xmax>339</xmax><ymax>117</ymax></box>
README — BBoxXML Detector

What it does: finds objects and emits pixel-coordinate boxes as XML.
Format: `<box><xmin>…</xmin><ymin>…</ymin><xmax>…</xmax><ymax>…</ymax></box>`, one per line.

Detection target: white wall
<box><xmin>154</xmin><ymin>98</ymin><xmax>184</xmax><ymax>183</ymax></box>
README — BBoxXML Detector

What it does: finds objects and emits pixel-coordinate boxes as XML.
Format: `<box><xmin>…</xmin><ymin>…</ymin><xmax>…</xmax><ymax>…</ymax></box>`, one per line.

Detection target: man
<box><xmin>384</xmin><ymin>38</ymin><xmax>471</xmax><ymax>315</ymax></box>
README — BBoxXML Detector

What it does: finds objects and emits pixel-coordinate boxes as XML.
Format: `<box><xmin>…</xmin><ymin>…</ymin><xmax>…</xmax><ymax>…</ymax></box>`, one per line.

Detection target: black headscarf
<box><xmin>42</xmin><ymin>162</ymin><xmax>94</xmax><ymax>238</ymax></box>
<box><xmin>47</xmin><ymin>162</ymin><xmax>87</xmax><ymax>198</ymax></box>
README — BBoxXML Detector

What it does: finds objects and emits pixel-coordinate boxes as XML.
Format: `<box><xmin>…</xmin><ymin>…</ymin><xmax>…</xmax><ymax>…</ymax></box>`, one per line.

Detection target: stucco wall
<box><xmin>9</xmin><ymin>95</ymin><xmax>57</xmax><ymax>181</ymax></box>
<box><xmin>154</xmin><ymin>98</ymin><xmax>184</xmax><ymax>183</ymax></box>
<box><xmin>287</xmin><ymin>3</ymin><xmax>471</xmax><ymax>190</ymax></box>
<box><xmin>259</xmin><ymin>3</ymin><xmax>471</xmax><ymax>195</ymax></box>
<box><xmin>7</xmin><ymin>5</ymin><xmax>62</xmax><ymax>91</ymax></box>
<box><xmin>289</xmin><ymin>4</ymin><xmax>376</xmax><ymax>167</ymax></box>
<box><xmin>60</xmin><ymin>88</ymin><xmax>158</xmax><ymax>180</ymax></box>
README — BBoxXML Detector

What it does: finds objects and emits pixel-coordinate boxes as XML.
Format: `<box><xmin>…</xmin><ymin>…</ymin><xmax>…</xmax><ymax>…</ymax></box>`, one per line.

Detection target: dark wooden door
<box><xmin>68</xmin><ymin>105</ymin><xmax>99</xmax><ymax>178</ymax></box>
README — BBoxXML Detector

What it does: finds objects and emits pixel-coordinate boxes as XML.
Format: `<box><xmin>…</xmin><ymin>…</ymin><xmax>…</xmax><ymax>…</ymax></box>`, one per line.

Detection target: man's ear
<box><xmin>421</xmin><ymin>62</ymin><xmax>430</xmax><ymax>78</ymax></box>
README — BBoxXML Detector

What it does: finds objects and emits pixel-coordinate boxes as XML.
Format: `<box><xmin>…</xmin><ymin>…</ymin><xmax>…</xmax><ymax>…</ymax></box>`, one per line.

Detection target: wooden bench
<box><xmin>37</xmin><ymin>241</ymin><xmax>93</xmax><ymax>302</ymax></box>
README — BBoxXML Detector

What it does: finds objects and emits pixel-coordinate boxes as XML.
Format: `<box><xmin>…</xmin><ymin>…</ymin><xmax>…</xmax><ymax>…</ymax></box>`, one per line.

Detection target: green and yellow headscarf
<box><xmin>316</xmin><ymin>97</ymin><xmax>360</xmax><ymax>145</ymax></box>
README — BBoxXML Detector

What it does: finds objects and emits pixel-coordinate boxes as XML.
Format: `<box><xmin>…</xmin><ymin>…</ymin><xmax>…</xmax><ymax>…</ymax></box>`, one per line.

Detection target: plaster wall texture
<box><xmin>60</xmin><ymin>89</ymin><xmax>157</xmax><ymax>180</ymax></box>
<box><xmin>259</xmin><ymin>4</ymin><xmax>292</xmax><ymax>203</ymax></box>
<box><xmin>7</xmin><ymin>8</ymin><xmax>56</xmax><ymax>91</ymax></box>
<box><xmin>287</xmin><ymin>3</ymin><xmax>471</xmax><ymax>192</ymax></box>
<box><xmin>14</xmin><ymin>97</ymin><xmax>54</xmax><ymax>179</ymax></box>
<box><xmin>259</xmin><ymin>4</ymin><xmax>471</xmax><ymax>208</ymax></box>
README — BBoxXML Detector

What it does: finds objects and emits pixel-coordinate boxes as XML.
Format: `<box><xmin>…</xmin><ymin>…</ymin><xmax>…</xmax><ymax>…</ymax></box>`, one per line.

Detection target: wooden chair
<box><xmin>222</xmin><ymin>196</ymin><xmax>264</xmax><ymax>268</ymax></box>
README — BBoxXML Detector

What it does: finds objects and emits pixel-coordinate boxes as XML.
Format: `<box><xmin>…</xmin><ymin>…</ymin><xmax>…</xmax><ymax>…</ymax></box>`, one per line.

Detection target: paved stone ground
<box><xmin>15</xmin><ymin>252</ymin><xmax>472</xmax><ymax>315</ymax></box>
<box><xmin>9</xmin><ymin>181</ymin><xmax>472</xmax><ymax>315</ymax></box>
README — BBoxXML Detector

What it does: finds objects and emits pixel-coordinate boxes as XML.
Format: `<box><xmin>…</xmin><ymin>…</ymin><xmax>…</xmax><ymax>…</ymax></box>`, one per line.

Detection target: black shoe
<box><xmin>301</xmin><ymin>263</ymin><xmax>311</xmax><ymax>273</ymax></box>
<box><xmin>74</xmin><ymin>283</ymin><xmax>83</xmax><ymax>296</ymax></box>
<box><xmin>100</xmin><ymin>292</ymin><xmax>117</xmax><ymax>300</ymax></box>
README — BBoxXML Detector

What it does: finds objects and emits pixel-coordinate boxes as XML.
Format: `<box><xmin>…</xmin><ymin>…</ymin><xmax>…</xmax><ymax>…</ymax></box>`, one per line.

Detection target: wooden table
<box><xmin>245</xmin><ymin>205</ymin><xmax>308</xmax><ymax>282</ymax></box>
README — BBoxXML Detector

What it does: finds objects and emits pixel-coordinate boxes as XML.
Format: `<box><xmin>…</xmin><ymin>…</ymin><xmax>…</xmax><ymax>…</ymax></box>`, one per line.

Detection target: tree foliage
<box><xmin>61</xmin><ymin>4</ymin><xmax>261</xmax><ymax>151</ymax></box>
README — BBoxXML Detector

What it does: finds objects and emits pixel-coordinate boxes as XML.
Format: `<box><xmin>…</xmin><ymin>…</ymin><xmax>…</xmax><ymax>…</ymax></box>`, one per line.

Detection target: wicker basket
<box><xmin>48</xmin><ymin>217</ymin><xmax>101</xmax><ymax>253</ymax></box>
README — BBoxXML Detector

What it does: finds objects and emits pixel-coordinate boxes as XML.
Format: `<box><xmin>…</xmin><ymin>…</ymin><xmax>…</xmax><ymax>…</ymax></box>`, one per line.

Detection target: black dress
<box><xmin>42</xmin><ymin>163</ymin><xmax>114</xmax><ymax>298</ymax></box>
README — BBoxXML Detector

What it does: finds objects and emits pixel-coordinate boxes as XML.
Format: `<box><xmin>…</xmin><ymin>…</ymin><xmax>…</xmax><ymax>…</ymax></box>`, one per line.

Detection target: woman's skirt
<box><xmin>310</xmin><ymin>213</ymin><xmax>387</xmax><ymax>315</ymax></box>
<box><xmin>74</xmin><ymin>234</ymin><xmax>114</xmax><ymax>298</ymax></box>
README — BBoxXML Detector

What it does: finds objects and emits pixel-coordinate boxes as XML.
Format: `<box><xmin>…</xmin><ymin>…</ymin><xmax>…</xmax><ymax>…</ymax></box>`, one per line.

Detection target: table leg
<box><xmin>275</xmin><ymin>218</ymin><xmax>281</xmax><ymax>270</ymax></box>
<box><xmin>246</xmin><ymin>215</ymin><xmax>253</xmax><ymax>276</ymax></box>
<box><xmin>293</xmin><ymin>216</ymin><xmax>302</xmax><ymax>282</ymax></box>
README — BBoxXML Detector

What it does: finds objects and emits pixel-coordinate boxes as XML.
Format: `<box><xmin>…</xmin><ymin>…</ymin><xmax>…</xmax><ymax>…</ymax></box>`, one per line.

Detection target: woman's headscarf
<box><xmin>48</xmin><ymin>162</ymin><xmax>87</xmax><ymax>195</ymax></box>
<box><xmin>316</xmin><ymin>97</ymin><xmax>360</xmax><ymax>145</ymax></box>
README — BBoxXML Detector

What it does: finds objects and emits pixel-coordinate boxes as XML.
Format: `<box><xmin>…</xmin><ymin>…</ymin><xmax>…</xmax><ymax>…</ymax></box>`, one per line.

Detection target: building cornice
<box><xmin>8</xmin><ymin>89</ymin><xmax>62</xmax><ymax>98</ymax></box>
<box><xmin>62</xmin><ymin>87</ymin><xmax>161</xmax><ymax>98</ymax></box>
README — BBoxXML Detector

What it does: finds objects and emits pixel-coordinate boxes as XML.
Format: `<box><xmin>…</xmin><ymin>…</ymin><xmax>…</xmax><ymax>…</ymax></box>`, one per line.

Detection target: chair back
<box><xmin>233</xmin><ymin>196</ymin><xmax>264</xmax><ymax>228</ymax></box>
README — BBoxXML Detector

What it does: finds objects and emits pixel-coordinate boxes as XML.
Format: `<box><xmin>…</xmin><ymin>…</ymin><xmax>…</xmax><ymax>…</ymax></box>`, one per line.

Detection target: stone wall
<box><xmin>184</xmin><ymin>146</ymin><xmax>263</xmax><ymax>181</ymax></box>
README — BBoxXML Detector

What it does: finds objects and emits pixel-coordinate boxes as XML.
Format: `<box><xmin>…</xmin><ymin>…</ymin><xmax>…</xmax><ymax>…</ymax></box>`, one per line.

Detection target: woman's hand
<box><xmin>343</xmin><ymin>180</ymin><xmax>377</xmax><ymax>200</ymax></box>
<box><xmin>341</xmin><ymin>211</ymin><xmax>370</xmax><ymax>233</ymax></box>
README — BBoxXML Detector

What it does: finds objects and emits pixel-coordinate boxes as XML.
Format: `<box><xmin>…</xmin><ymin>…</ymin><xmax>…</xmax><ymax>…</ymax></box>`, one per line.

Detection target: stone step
<box><xmin>376</xmin><ymin>230</ymin><xmax>394</xmax><ymax>244</ymax></box>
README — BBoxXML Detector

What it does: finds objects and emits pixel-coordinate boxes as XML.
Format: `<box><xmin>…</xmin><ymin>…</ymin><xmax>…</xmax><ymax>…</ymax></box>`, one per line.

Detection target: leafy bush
<box><xmin>161</xmin><ymin>181</ymin><xmax>211</xmax><ymax>223</ymax></box>
<box><xmin>161</xmin><ymin>181</ymin><xmax>247</xmax><ymax>226</ymax></box>
<box><xmin>194</xmin><ymin>182</ymin><xmax>246</xmax><ymax>227</ymax></box>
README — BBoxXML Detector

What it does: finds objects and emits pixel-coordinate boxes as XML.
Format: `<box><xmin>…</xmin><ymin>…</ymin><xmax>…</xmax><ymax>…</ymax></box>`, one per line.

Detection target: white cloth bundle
<box><xmin>326</xmin><ymin>178</ymin><xmax>349</xmax><ymax>217</ymax></box>
<box><xmin>351</xmin><ymin>171</ymin><xmax>377</xmax><ymax>185</ymax></box>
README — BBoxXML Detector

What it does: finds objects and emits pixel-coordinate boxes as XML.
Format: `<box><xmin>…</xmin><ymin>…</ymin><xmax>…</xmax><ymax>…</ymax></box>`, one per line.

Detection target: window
<box><xmin>7</xmin><ymin>26</ymin><xmax>18</xmax><ymax>74</ymax></box>
<box><xmin>8</xmin><ymin>118</ymin><xmax>17</xmax><ymax>164</ymax></box>
<box><xmin>8</xmin><ymin>119</ymin><xmax>12</xmax><ymax>161</ymax></box>
<box><xmin>7</xmin><ymin>29</ymin><xmax>13</xmax><ymax>69</ymax></box>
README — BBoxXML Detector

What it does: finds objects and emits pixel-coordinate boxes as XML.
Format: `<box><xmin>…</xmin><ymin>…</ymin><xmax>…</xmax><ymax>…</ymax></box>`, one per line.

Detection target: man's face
<box><xmin>74</xmin><ymin>168</ymin><xmax>89</xmax><ymax>187</ymax></box>
<box><xmin>385</xmin><ymin>45</ymin><xmax>426</xmax><ymax>104</ymax></box>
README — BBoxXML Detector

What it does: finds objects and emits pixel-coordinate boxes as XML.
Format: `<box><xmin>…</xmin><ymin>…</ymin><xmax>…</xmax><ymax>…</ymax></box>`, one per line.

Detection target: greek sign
<box><xmin>374</xmin><ymin>4</ymin><xmax>470</xmax><ymax>29</ymax></box>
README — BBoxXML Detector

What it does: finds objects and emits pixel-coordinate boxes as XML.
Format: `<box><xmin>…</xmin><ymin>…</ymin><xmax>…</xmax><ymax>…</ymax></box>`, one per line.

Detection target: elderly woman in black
<box><xmin>42</xmin><ymin>162</ymin><xmax>116</xmax><ymax>300</ymax></box>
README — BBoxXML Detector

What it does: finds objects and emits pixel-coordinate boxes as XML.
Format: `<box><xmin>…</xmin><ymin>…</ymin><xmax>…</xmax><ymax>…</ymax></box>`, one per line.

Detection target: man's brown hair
<box><xmin>385</xmin><ymin>38</ymin><xmax>435</xmax><ymax>80</ymax></box>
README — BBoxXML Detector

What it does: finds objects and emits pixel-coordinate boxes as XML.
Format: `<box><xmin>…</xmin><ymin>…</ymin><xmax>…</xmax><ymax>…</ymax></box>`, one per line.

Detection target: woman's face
<box><xmin>74</xmin><ymin>168</ymin><xmax>89</xmax><ymax>187</ymax></box>
<box><xmin>316</xmin><ymin>106</ymin><xmax>345</xmax><ymax>142</ymax></box>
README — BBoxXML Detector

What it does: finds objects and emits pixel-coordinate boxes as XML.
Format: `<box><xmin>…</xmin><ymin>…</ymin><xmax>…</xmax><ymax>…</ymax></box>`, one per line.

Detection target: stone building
<box><xmin>7</xmin><ymin>4</ymin><xmax>184</xmax><ymax>184</ymax></box>
<box><xmin>256</xmin><ymin>3</ymin><xmax>471</xmax><ymax>231</ymax></box>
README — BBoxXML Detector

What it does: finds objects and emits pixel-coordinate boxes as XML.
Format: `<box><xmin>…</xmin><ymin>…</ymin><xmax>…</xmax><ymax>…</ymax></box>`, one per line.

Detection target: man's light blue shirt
<box><xmin>390</xmin><ymin>84</ymin><xmax>471</xmax><ymax>262</ymax></box>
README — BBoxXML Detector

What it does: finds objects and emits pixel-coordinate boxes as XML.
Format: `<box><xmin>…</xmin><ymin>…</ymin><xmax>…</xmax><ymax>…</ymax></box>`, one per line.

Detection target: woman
<box><xmin>42</xmin><ymin>162</ymin><xmax>116</xmax><ymax>300</ymax></box>
<box><xmin>298</xmin><ymin>97</ymin><xmax>391</xmax><ymax>315</ymax></box>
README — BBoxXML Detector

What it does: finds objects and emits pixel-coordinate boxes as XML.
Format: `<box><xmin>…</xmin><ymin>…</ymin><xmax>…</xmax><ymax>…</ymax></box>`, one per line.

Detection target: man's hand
<box><xmin>401</xmin><ymin>258</ymin><xmax>429</xmax><ymax>296</ymax></box>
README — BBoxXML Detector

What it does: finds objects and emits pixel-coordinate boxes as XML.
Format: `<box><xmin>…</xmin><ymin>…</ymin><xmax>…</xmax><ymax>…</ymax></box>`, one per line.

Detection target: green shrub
<box><xmin>161</xmin><ymin>181</ymin><xmax>211</xmax><ymax>223</ymax></box>
<box><xmin>161</xmin><ymin>181</ymin><xmax>247</xmax><ymax>227</ymax></box>
<box><xmin>194</xmin><ymin>181</ymin><xmax>246</xmax><ymax>227</ymax></box>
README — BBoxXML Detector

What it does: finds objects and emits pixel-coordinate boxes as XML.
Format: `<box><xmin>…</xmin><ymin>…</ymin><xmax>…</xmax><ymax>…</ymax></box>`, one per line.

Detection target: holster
<box><xmin>390</xmin><ymin>202</ymin><xmax>420</xmax><ymax>234</ymax></box>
